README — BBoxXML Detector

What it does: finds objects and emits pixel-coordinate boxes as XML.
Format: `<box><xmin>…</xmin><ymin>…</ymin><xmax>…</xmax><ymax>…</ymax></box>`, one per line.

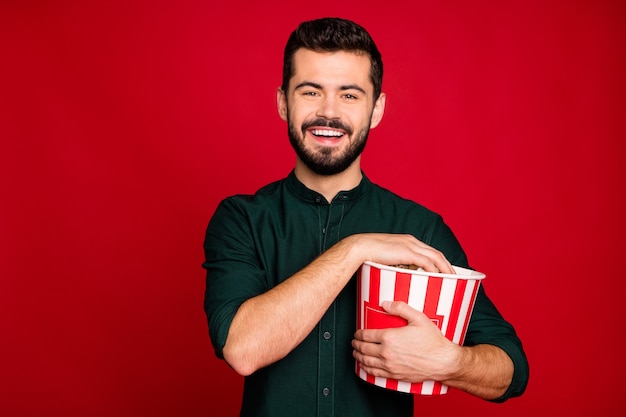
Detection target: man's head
<box><xmin>278</xmin><ymin>18</ymin><xmax>386</xmax><ymax>177</ymax></box>
<box><xmin>281</xmin><ymin>17</ymin><xmax>383</xmax><ymax>101</ymax></box>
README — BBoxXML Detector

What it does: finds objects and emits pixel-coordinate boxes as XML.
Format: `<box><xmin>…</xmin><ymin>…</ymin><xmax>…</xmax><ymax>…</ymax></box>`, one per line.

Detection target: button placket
<box><xmin>317</xmin><ymin>306</ymin><xmax>336</xmax><ymax>416</ymax></box>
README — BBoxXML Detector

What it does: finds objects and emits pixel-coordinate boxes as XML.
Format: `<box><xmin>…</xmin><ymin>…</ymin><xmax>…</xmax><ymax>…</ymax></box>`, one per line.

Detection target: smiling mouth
<box><xmin>308</xmin><ymin>128</ymin><xmax>345</xmax><ymax>139</ymax></box>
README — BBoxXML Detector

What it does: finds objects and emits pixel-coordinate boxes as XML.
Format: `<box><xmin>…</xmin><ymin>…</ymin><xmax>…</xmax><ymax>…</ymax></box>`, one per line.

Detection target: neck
<box><xmin>294</xmin><ymin>158</ymin><xmax>363</xmax><ymax>202</ymax></box>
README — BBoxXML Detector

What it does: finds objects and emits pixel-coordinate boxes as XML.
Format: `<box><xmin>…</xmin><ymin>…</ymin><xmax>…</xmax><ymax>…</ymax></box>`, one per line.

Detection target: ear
<box><xmin>369</xmin><ymin>92</ymin><xmax>386</xmax><ymax>129</ymax></box>
<box><xmin>277</xmin><ymin>88</ymin><xmax>288</xmax><ymax>121</ymax></box>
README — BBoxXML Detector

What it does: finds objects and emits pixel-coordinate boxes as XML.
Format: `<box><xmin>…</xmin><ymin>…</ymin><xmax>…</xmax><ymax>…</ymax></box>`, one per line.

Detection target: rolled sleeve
<box><xmin>202</xmin><ymin>198</ymin><xmax>268</xmax><ymax>358</ymax></box>
<box><xmin>464</xmin><ymin>286</ymin><xmax>529</xmax><ymax>401</ymax></box>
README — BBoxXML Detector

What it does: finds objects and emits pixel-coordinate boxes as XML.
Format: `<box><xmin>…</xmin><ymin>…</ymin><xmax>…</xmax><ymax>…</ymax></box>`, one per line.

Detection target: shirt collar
<box><xmin>286</xmin><ymin>169</ymin><xmax>371</xmax><ymax>204</ymax></box>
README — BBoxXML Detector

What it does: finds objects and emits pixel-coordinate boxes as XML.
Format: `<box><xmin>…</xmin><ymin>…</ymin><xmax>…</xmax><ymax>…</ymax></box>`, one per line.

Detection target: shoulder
<box><xmin>365</xmin><ymin>180</ymin><xmax>467</xmax><ymax>263</ymax></box>
<box><xmin>205</xmin><ymin>178</ymin><xmax>288</xmax><ymax>242</ymax></box>
<box><xmin>367</xmin><ymin>181</ymin><xmax>442</xmax><ymax>220</ymax></box>
<box><xmin>218</xmin><ymin>177</ymin><xmax>287</xmax><ymax>210</ymax></box>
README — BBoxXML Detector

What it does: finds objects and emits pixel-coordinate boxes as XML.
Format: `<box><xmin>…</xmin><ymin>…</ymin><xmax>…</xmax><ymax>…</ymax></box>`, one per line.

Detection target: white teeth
<box><xmin>311</xmin><ymin>129</ymin><xmax>343</xmax><ymax>137</ymax></box>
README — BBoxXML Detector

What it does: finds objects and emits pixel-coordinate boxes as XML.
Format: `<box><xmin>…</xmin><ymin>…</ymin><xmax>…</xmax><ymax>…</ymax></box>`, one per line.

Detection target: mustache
<box><xmin>301</xmin><ymin>118</ymin><xmax>353</xmax><ymax>135</ymax></box>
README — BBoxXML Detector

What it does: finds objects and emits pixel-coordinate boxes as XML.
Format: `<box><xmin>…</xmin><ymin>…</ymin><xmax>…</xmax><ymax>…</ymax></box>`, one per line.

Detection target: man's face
<box><xmin>277</xmin><ymin>49</ymin><xmax>385</xmax><ymax>176</ymax></box>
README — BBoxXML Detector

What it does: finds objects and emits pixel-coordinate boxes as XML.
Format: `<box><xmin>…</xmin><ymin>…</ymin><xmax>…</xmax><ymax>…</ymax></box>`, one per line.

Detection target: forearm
<box><xmin>442</xmin><ymin>344</ymin><xmax>514</xmax><ymax>400</ymax></box>
<box><xmin>223</xmin><ymin>236</ymin><xmax>363</xmax><ymax>375</ymax></box>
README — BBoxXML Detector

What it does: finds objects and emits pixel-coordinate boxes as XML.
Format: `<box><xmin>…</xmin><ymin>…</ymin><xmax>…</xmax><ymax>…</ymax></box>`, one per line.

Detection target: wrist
<box><xmin>439</xmin><ymin>343</ymin><xmax>467</xmax><ymax>382</ymax></box>
<box><xmin>341</xmin><ymin>234</ymin><xmax>368</xmax><ymax>269</ymax></box>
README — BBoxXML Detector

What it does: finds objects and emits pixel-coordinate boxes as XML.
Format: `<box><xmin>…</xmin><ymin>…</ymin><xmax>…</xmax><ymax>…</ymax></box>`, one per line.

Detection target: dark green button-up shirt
<box><xmin>203</xmin><ymin>171</ymin><xmax>528</xmax><ymax>417</ymax></box>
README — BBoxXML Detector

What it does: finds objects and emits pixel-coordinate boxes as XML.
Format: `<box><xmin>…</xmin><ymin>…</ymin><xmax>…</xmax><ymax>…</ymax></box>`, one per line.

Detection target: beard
<box><xmin>287</xmin><ymin>115</ymin><xmax>371</xmax><ymax>176</ymax></box>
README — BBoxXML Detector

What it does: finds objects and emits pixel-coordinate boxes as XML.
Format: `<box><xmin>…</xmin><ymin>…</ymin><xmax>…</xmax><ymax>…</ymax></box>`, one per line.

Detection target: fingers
<box><xmin>352</xmin><ymin>331</ymin><xmax>387</xmax><ymax>368</ymax></box>
<box><xmin>409</xmin><ymin>238</ymin><xmax>454</xmax><ymax>274</ymax></box>
<box><xmin>352</xmin><ymin>342</ymin><xmax>387</xmax><ymax>375</ymax></box>
<box><xmin>354</xmin><ymin>327</ymin><xmax>383</xmax><ymax>344</ymax></box>
<box><xmin>361</xmin><ymin>233</ymin><xmax>455</xmax><ymax>274</ymax></box>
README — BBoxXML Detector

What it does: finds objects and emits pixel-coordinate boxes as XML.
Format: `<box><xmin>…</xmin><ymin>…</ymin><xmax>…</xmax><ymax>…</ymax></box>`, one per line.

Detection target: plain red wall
<box><xmin>1</xmin><ymin>1</ymin><xmax>625</xmax><ymax>416</ymax></box>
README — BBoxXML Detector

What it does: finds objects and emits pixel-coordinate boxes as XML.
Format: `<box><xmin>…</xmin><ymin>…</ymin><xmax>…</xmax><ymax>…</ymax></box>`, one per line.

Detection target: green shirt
<box><xmin>203</xmin><ymin>171</ymin><xmax>528</xmax><ymax>417</ymax></box>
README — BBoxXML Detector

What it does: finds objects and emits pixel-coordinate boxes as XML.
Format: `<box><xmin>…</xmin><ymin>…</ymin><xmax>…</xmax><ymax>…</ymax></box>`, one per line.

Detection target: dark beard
<box><xmin>287</xmin><ymin>117</ymin><xmax>370</xmax><ymax>176</ymax></box>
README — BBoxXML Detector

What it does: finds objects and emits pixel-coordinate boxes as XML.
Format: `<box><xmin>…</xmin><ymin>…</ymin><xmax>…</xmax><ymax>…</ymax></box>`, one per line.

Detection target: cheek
<box><xmin>348</xmin><ymin>109</ymin><xmax>372</xmax><ymax>129</ymax></box>
<box><xmin>287</xmin><ymin>103</ymin><xmax>309</xmax><ymax>123</ymax></box>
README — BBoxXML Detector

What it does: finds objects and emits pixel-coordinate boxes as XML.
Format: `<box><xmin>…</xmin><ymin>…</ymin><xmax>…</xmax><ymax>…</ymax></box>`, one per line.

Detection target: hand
<box><xmin>352</xmin><ymin>300</ymin><xmax>461</xmax><ymax>383</ymax></box>
<box><xmin>349</xmin><ymin>233</ymin><xmax>454</xmax><ymax>274</ymax></box>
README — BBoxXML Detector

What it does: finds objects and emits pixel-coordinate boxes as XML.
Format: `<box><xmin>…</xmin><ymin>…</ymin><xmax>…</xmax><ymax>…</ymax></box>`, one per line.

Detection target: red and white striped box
<box><xmin>356</xmin><ymin>261</ymin><xmax>485</xmax><ymax>395</ymax></box>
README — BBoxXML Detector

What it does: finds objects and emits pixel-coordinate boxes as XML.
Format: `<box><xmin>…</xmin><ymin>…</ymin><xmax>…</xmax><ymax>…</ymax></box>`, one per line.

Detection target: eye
<box><xmin>343</xmin><ymin>93</ymin><xmax>358</xmax><ymax>100</ymax></box>
<box><xmin>302</xmin><ymin>91</ymin><xmax>319</xmax><ymax>97</ymax></box>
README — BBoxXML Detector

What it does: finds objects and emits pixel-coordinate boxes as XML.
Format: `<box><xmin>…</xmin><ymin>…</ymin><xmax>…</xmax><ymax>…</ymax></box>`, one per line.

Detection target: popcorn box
<box><xmin>356</xmin><ymin>261</ymin><xmax>485</xmax><ymax>395</ymax></box>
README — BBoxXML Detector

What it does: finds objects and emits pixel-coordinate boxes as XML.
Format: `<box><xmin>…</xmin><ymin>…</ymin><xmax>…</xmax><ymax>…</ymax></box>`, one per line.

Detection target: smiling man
<box><xmin>202</xmin><ymin>17</ymin><xmax>528</xmax><ymax>417</ymax></box>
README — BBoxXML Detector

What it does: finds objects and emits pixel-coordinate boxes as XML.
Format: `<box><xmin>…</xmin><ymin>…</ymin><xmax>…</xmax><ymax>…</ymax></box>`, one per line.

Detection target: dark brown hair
<box><xmin>281</xmin><ymin>17</ymin><xmax>384</xmax><ymax>100</ymax></box>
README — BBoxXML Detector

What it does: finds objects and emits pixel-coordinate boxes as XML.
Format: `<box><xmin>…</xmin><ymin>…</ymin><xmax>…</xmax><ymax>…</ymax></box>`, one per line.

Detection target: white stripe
<box><xmin>452</xmin><ymin>280</ymin><xmax>478</xmax><ymax>344</ymax></box>
<box><xmin>374</xmin><ymin>376</ymin><xmax>387</xmax><ymax>389</ymax></box>
<box><xmin>437</xmin><ymin>278</ymin><xmax>457</xmax><ymax>335</ymax></box>
<box><xmin>408</xmin><ymin>275</ymin><xmax>428</xmax><ymax>312</ymax></box>
<box><xmin>421</xmin><ymin>380</ymin><xmax>435</xmax><ymax>395</ymax></box>
<box><xmin>397</xmin><ymin>380</ymin><xmax>412</xmax><ymax>393</ymax></box>
<box><xmin>359</xmin><ymin>368</ymin><xmax>368</xmax><ymax>381</ymax></box>
<box><xmin>379</xmin><ymin>269</ymin><xmax>397</xmax><ymax>304</ymax></box>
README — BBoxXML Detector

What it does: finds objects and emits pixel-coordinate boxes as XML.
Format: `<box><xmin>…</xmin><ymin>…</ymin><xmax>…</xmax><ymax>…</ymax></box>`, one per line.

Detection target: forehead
<box><xmin>290</xmin><ymin>49</ymin><xmax>373</xmax><ymax>91</ymax></box>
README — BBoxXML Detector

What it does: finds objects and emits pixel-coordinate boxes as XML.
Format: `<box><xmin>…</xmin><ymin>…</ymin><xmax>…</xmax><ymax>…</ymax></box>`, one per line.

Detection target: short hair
<box><xmin>281</xmin><ymin>17</ymin><xmax>384</xmax><ymax>100</ymax></box>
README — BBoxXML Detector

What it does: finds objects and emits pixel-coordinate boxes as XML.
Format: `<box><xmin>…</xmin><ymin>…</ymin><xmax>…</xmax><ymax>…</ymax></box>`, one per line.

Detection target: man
<box><xmin>203</xmin><ymin>17</ymin><xmax>528</xmax><ymax>417</ymax></box>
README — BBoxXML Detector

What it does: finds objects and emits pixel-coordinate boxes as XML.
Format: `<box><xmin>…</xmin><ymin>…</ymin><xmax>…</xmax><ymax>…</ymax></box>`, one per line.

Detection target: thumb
<box><xmin>381</xmin><ymin>300</ymin><xmax>424</xmax><ymax>323</ymax></box>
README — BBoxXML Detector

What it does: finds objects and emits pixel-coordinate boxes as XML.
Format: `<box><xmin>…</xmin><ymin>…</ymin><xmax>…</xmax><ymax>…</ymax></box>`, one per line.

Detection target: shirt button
<box><xmin>323</xmin><ymin>331</ymin><xmax>331</xmax><ymax>340</ymax></box>
<box><xmin>322</xmin><ymin>387</ymin><xmax>330</xmax><ymax>396</ymax></box>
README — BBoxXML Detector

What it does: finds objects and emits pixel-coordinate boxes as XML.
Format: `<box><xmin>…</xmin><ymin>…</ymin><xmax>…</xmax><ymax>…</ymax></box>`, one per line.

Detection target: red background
<box><xmin>1</xmin><ymin>1</ymin><xmax>625</xmax><ymax>416</ymax></box>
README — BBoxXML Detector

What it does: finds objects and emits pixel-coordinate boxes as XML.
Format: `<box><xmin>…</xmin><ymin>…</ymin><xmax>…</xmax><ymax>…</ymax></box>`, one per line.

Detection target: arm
<box><xmin>222</xmin><ymin>233</ymin><xmax>454</xmax><ymax>376</ymax></box>
<box><xmin>443</xmin><ymin>344</ymin><xmax>514</xmax><ymax>400</ymax></box>
<box><xmin>352</xmin><ymin>301</ymin><xmax>514</xmax><ymax>400</ymax></box>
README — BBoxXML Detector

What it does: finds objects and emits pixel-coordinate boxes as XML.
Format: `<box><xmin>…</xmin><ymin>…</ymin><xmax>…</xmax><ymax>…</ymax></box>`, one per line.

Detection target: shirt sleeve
<box><xmin>202</xmin><ymin>197</ymin><xmax>269</xmax><ymax>359</ymax></box>
<box><xmin>464</xmin><ymin>286</ymin><xmax>529</xmax><ymax>401</ymax></box>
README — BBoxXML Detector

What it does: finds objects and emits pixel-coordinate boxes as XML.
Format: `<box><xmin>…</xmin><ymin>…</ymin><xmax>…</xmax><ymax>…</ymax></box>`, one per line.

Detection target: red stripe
<box><xmin>394</xmin><ymin>272</ymin><xmax>412</xmax><ymax>303</ymax></box>
<box><xmin>432</xmin><ymin>381</ymin><xmax>442</xmax><ymax>395</ymax></box>
<box><xmin>356</xmin><ymin>268</ymin><xmax>363</xmax><ymax>376</ymax></box>
<box><xmin>369</xmin><ymin>266</ymin><xmax>381</xmax><ymax>305</ymax></box>
<box><xmin>356</xmin><ymin>268</ymin><xmax>363</xmax><ymax>332</ymax></box>
<box><xmin>366</xmin><ymin>267</ymin><xmax>381</xmax><ymax>386</ymax></box>
<box><xmin>445</xmin><ymin>279</ymin><xmax>467</xmax><ymax>340</ymax></box>
<box><xmin>423</xmin><ymin>277</ymin><xmax>444</xmax><ymax>329</ymax></box>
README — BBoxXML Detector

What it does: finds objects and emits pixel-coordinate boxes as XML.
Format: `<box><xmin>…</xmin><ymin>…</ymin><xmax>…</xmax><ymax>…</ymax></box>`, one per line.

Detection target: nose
<box><xmin>316</xmin><ymin>95</ymin><xmax>340</xmax><ymax>119</ymax></box>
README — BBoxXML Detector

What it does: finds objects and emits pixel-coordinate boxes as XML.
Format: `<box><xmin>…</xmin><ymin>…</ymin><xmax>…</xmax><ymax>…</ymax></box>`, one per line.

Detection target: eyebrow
<box><xmin>294</xmin><ymin>81</ymin><xmax>367</xmax><ymax>95</ymax></box>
